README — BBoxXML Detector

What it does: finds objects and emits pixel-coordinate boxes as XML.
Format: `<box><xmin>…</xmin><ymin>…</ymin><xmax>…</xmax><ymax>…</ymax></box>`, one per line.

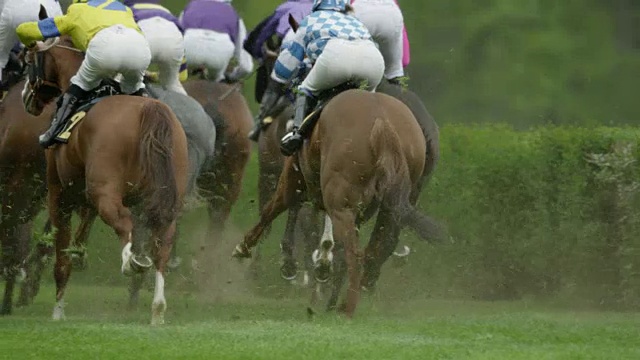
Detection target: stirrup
<box><xmin>280</xmin><ymin>130</ymin><xmax>303</xmax><ymax>156</ymax></box>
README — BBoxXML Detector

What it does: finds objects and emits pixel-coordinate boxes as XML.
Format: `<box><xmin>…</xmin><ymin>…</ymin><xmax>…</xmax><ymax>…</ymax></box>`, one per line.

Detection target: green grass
<box><xmin>2</xmin><ymin>282</ymin><xmax>640</xmax><ymax>359</ymax></box>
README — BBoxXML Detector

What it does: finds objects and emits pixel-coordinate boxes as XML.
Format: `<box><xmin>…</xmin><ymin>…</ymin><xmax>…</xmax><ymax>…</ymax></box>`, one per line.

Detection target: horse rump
<box><xmin>369</xmin><ymin>116</ymin><xmax>443</xmax><ymax>242</ymax></box>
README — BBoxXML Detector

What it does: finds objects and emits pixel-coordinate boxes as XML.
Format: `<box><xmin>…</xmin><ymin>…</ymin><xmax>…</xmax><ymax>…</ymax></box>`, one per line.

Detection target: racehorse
<box><xmin>254</xmin><ymin>24</ymin><xmax>440</xmax><ymax>287</ymax></box>
<box><xmin>233</xmin><ymin>88</ymin><xmax>442</xmax><ymax>317</ymax></box>
<box><xmin>22</xmin><ymin>36</ymin><xmax>189</xmax><ymax>325</ymax></box>
<box><xmin>0</xmin><ymin>79</ymin><xmax>53</xmax><ymax>315</ymax></box>
<box><xmin>183</xmin><ymin>79</ymin><xmax>253</xmax><ymax>236</ymax></box>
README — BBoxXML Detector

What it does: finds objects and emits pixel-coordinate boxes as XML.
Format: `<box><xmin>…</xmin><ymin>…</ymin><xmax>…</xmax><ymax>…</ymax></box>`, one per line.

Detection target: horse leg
<box><xmin>17</xmin><ymin>221</ymin><xmax>54</xmax><ymax>307</ymax></box>
<box><xmin>0</xmin><ymin>219</ymin><xmax>16</xmax><ymax>315</ymax></box>
<box><xmin>92</xmin><ymin>190</ymin><xmax>152</xmax><ymax>277</ymax></box>
<box><xmin>232</xmin><ymin>157</ymin><xmax>304</xmax><ymax>258</ymax></box>
<box><xmin>296</xmin><ymin>206</ymin><xmax>322</xmax><ymax>288</ymax></box>
<box><xmin>127</xmin><ymin>213</ymin><xmax>150</xmax><ymax>310</ymax></box>
<box><xmin>148</xmin><ymin>221</ymin><xmax>178</xmax><ymax>326</ymax></box>
<box><xmin>49</xmin><ymin>185</ymin><xmax>74</xmax><ymax>321</ymax></box>
<box><xmin>280</xmin><ymin>203</ymin><xmax>301</xmax><ymax>282</ymax></box>
<box><xmin>312</xmin><ymin>213</ymin><xmax>335</xmax><ymax>284</ymax></box>
<box><xmin>361</xmin><ymin>207</ymin><xmax>402</xmax><ymax>292</ymax></box>
<box><xmin>69</xmin><ymin>206</ymin><xmax>97</xmax><ymax>271</ymax></box>
<box><xmin>330</xmin><ymin>209</ymin><xmax>361</xmax><ymax>318</ymax></box>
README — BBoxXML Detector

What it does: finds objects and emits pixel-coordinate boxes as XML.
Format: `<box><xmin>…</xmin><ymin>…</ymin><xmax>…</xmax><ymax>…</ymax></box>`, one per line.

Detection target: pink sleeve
<box><xmin>402</xmin><ymin>26</ymin><xmax>410</xmax><ymax>67</ymax></box>
<box><xmin>394</xmin><ymin>0</ymin><xmax>410</xmax><ymax>67</ymax></box>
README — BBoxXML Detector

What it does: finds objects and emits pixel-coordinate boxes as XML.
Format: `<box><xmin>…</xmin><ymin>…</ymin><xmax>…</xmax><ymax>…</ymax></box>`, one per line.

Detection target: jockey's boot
<box><xmin>387</xmin><ymin>77</ymin><xmax>404</xmax><ymax>89</ymax></box>
<box><xmin>280</xmin><ymin>93</ymin><xmax>308</xmax><ymax>156</ymax></box>
<box><xmin>39</xmin><ymin>84</ymin><xmax>86</xmax><ymax>149</ymax></box>
<box><xmin>130</xmin><ymin>87</ymin><xmax>150</xmax><ymax>98</ymax></box>
<box><xmin>248</xmin><ymin>80</ymin><xmax>283</xmax><ymax>142</ymax></box>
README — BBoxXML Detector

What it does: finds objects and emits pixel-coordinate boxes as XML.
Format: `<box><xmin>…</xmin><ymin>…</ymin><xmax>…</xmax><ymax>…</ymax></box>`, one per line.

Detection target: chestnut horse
<box><xmin>0</xmin><ymin>80</ymin><xmax>53</xmax><ymax>315</ymax></box>
<box><xmin>23</xmin><ymin>36</ymin><xmax>188</xmax><ymax>325</ymax></box>
<box><xmin>233</xmin><ymin>89</ymin><xmax>442</xmax><ymax>317</ymax></box>
<box><xmin>255</xmin><ymin>42</ymin><xmax>440</xmax><ymax>287</ymax></box>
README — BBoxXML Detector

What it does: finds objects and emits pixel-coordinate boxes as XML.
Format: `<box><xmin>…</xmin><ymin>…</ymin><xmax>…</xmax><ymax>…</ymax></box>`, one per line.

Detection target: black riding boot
<box><xmin>279</xmin><ymin>93</ymin><xmax>308</xmax><ymax>156</ymax></box>
<box><xmin>39</xmin><ymin>84</ymin><xmax>86</xmax><ymax>148</ymax></box>
<box><xmin>387</xmin><ymin>77</ymin><xmax>407</xmax><ymax>91</ymax></box>
<box><xmin>248</xmin><ymin>80</ymin><xmax>284</xmax><ymax>142</ymax></box>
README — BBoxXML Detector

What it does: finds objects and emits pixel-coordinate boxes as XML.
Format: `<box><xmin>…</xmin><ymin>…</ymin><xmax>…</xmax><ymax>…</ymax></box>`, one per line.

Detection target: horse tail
<box><xmin>369</xmin><ymin>117</ymin><xmax>442</xmax><ymax>242</ymax></box>
<box><xmin>138</xmin><ymin>100</ymin><xmax>179</xmax><ymax>229</ymax></box>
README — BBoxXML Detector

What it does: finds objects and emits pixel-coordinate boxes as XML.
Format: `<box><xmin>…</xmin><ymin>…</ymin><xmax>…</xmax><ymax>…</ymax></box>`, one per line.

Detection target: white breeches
<box><xmin>0</xmin><ymin>0</ymin><xmax>63</xmax><ymax>79</ymax></box>
<box><xmin>300</xmin><ymin>39</ymin><xmax>384</xmax><ymax>95</ymax></box>
<box><xmin>138</xmin><ymin>17</ymin><xmax>187</xmax><ymax>95</ymax></box>
<box><xmin>71</xmin><ymin>25</ymin><xmax>151</xmax><ymax>94</ymax></box>
<box><xmin>183</xmin><ymin>28</ymin><xmax>253</xmax><ymax>82</ymax></box>
<box><xmin>351</xmin><ymin>1</ymin><xmax>404</xmax><ymax>79</ymax></box>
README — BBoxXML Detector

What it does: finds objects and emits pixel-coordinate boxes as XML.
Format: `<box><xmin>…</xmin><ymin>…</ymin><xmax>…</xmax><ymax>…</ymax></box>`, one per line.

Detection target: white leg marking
<box><xmin>151</xmin><ymin>271</ymin><xmax>166</xmax><ymax>326</ymax></box>
<box><xmin>312</xmin><ymin>214</ymin><xmax>335</xmax><ymax>282</ymax></box>
<box><xmin>320</xmin><ymin>213</ymin><xmax>334</xmax><ymax>250</ymax></box>
<box><xmin>121</xmin><ymin>239</ymin><xmax>133</xmax><ymax>276</ymax></box>
<box><xmin>16</xmin><ymin>267</ymin><xmax>26</xmax><ymax>283</ymax></box>
<box><xmin>52</xmin><ymin>299</ymin><xmax>65</xmax><ymax>321</ymax></box>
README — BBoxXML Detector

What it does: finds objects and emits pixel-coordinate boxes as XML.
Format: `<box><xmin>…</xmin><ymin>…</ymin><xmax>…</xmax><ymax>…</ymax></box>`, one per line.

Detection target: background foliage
<box><xmin>60</xmin><ymin>0</ymin><xmax>640</xmax><ymax>127</ymax></box>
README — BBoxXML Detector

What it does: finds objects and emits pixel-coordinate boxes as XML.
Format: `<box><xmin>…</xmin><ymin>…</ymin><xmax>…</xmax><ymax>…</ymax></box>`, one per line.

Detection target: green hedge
<box><xmin>417</xmin><ymin>124</ymin><xmax>640</xmax><ymax>308</ymax></box>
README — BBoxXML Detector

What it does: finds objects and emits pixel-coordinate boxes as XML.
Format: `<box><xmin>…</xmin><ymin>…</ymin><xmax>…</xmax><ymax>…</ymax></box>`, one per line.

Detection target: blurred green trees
<box><xmin>57</xmin><ymin>0</ymin><xmax>639</xmax><ymax>127</ymax></box>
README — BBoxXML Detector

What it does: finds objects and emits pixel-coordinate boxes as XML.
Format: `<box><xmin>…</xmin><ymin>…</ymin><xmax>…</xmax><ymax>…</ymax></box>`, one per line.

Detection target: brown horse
<box><xmin>0</xmin><ymin>80</ymin><xmax>53</xmax><ymax>315</ymax></box>
<box><xmin>255</xmin><ymin>43</ymin><xmax>439</xmax><ymax>286</ymax></box>
<box><xmin>233</xmin><ymin>89</ymin><xmax>442</xmax><ymax>317</ymax></box>
<box><xmin>183</xmin><ymin>79</ymin><xmax>253</xmax><ymax>235</ymax></box>
<box><xmin>23</xmin><ymin>36</ymin><xmax>189</xmax><ymax>325</ymax></box>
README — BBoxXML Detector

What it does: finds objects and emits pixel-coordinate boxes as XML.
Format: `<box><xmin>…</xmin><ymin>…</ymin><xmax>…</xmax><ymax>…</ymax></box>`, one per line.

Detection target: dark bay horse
<box><xmin>0</xmin><ymin>80</ymin><xmax>53</xmax><ymax>315</ymax></box>
<box><xmin>23</xmin><ymin>37</ymin><xmax>189</xmax><ymax>325</ymax></box>
<box><xmin>233</xmin><ymin>89</ymin><xmax>442</xmax><ymax>317</ymax></box>
<box><xmin>183</xmin><ymin>79</ymin><xmax>253</xmax><ymax>235</ymax></box>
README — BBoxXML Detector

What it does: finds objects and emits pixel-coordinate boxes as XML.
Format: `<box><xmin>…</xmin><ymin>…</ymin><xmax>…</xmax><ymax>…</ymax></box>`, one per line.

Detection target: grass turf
<box><xmin>1</xmin><ymin>283</ymin><xmax>639</xmax><ymax>360</ymax></box>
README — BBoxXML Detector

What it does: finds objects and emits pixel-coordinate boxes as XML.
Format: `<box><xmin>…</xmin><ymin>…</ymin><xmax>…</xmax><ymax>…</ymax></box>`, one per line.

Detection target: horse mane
<box><xmin>57</xmin><ymin>35</ymin><xmax>76</xmax><ymax>49</ymax></box>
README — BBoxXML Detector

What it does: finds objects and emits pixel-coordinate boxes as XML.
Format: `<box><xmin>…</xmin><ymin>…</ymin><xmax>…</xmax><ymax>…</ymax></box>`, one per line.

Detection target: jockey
<box><xmin>349</xmin><ymin>0</ymin><xmax>408</xmax><ymax>85</ymax></box>
<box><xmin>0</xmin><ymin>0</ymin><xmax>63</xmax><ymax>95</ymax></box>
<box><xmin>122</xmin><ymin>0</ymin><xmax>188</xmax><ymax>95</ymax></box>
<box><xmin>16</xmin><ymin>0</ymin><xmax>152</xmax><ymax>148</ymax></box>
<box><xmin>245</xmin><ymin>0</ymin><xmax>314</xmax><ymax>141</ymax></box>
<box><xmin>180</xmin><ymin>0</ymin><xmax>253</xmax><ymax>83</ymax></box>
<box><xmin>269</xmin><ymin>0</ymin><xmax>385</xmax><ymax>156</ymax></box>
<box><xmin>244</xmin><ymin>0</ymin><xmax>313</xmax><ymax>63</ymax></box>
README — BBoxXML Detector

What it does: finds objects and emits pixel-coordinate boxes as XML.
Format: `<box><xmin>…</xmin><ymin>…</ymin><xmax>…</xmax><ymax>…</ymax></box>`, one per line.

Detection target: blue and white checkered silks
<box><xmin>272</xmin><ymin>10</ymin><xmax>371</xmax><ymax>84</ymax></box>
<box><xmin>312</xmin><ymin>0</ymin><xmax>348</xmax><ymax>12</ymax></box>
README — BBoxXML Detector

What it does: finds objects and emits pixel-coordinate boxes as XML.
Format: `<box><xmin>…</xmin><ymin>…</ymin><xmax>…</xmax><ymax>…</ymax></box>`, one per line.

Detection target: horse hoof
<box><xmin>167</xmin><ymin>256</ymin><xmax>182</xmax><ymax>270</ymax></box>
<box><xmin>313</xmin><ymin>262</ymin><xmax>331</xmax><ymax>283</ymax></box>
<box><xmin>231</xmin><ymin>244</ymin><xmax>251</xmax><ymax>259</ymax></box>
<box><xmin>71</xmin><ymin>254</ymin><xmax>88</xmax><ymax>271</ymax></box>
<box><xmin>131</xmin><ymin>255</ymin><xmax>153</xmax><ymax>273</ymax></box>
<box><xmin>15</xmin><ymin>268</ymin><xmax>26</xmax><ymax>284</ymax></box>
<box><xmin>280</xmin><ymin>262</ymin><xmax>297</xmax><ymax>281</ymax></box>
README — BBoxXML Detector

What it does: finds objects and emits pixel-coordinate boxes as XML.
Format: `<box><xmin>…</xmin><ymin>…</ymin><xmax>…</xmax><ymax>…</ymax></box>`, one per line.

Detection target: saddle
<box><xmin>297</xmin><ymin>81</ymin><xmax>362</xmax><ymax>138</ymax></box>
<box><xmin>260</xmin><ymin>81</ymin><xmax>362</xmax><ymax>134</ymax></box>
<box><xmin>55</xmin><ymin>79</ymin><xmax>125</xmax><ymax>143</ymax></box>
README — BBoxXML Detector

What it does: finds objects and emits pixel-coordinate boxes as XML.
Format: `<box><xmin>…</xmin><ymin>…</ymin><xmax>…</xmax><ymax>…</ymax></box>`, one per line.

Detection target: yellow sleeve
<box><xmin>179</xmin><ymin>56</ymin><xmax>188</xmax><ymax>82</ymax></box>
<box><xmin>16</xmin><ymin>15</ymin><xmax>74</xmax><ymax>47</ymax></box>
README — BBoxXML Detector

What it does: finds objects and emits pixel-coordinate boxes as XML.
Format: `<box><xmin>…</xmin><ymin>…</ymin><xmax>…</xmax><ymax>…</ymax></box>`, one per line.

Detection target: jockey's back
<box><xmin>274</xmin><ymin>9</ymin><xmax>371</xmax><ymax>81</ymax></box>
<box><xmin>181</xmin><ymin>0</ymin><xmax>239</xmax><ymax>42</ymax></box>
<box><xmin>17</xmin><ymin>0</ymin><xmax>140</xmax><ymax>51</ymax></box>
<box><xmin>124</xmin><ymin>1</ymin><xmax>183</xmax><ymax>33</ymax></box>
